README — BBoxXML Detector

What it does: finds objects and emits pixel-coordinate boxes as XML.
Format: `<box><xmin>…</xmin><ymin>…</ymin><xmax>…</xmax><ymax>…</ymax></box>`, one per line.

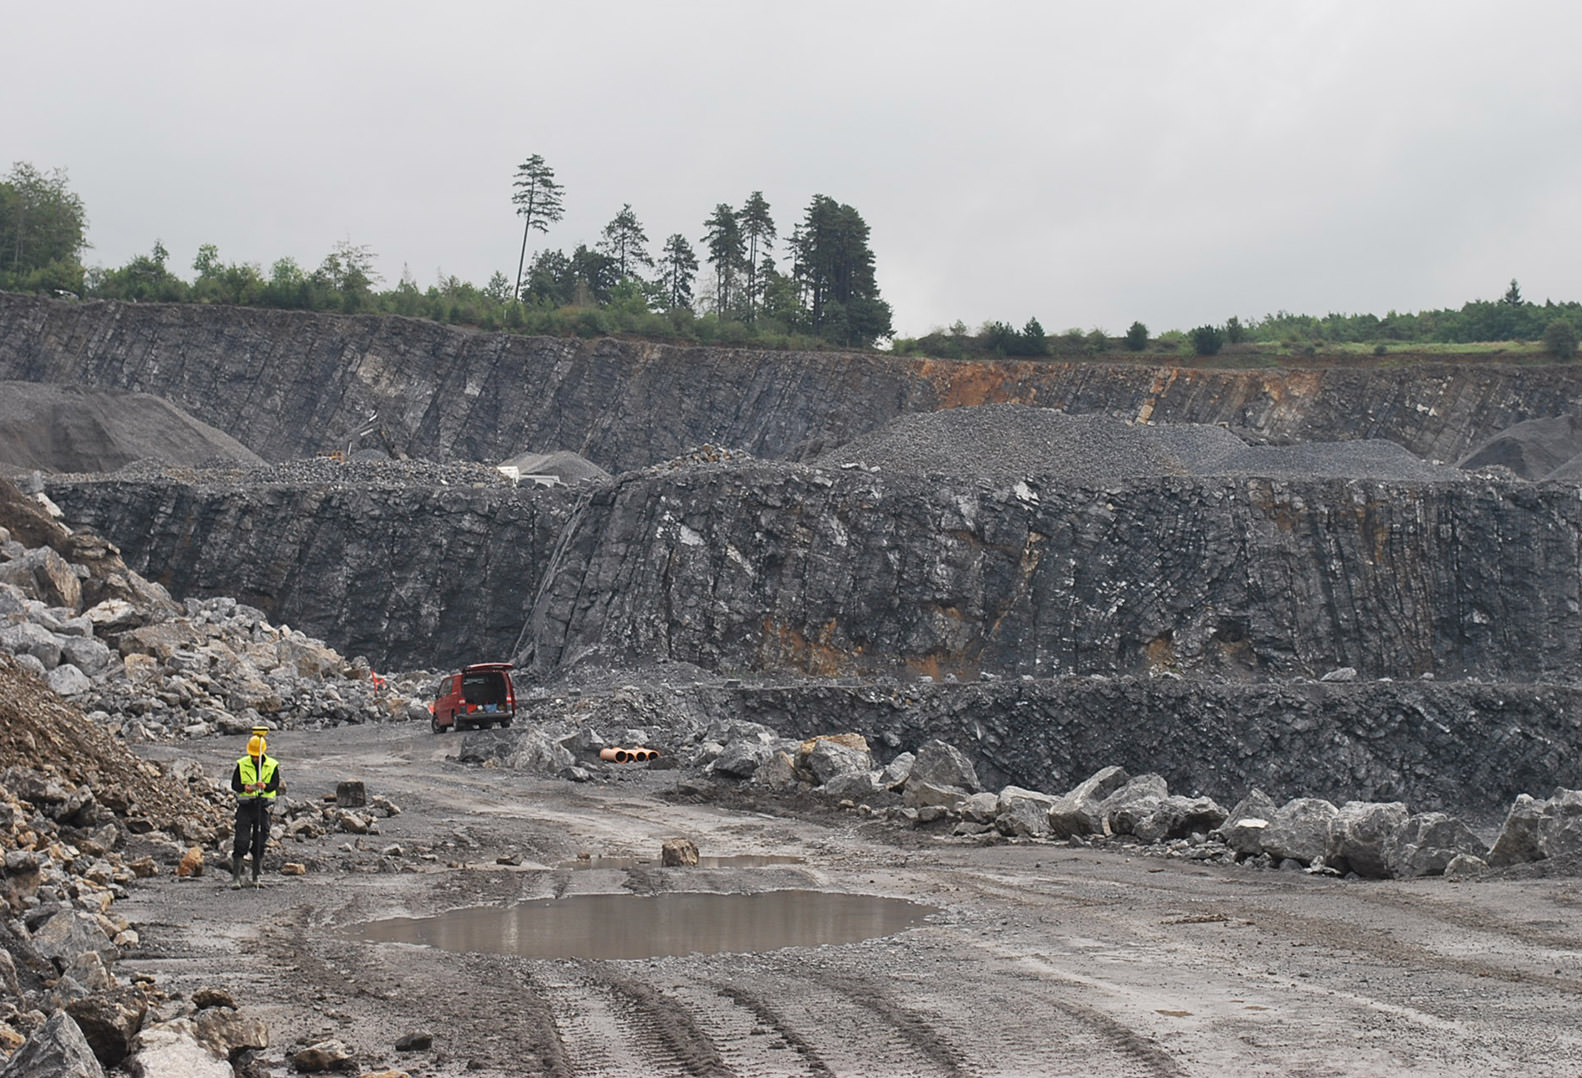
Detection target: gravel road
<box><xmin>119</xmin><ymin>721</ymin><xmax>1582</xmax><ymax>1077</ymax></box>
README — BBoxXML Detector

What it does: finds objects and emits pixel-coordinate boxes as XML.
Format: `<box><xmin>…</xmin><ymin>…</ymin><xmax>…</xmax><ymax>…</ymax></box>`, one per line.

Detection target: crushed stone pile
<box><xmin>0</xmin><ymin>381</ymin><xmax>262</xmax><ymax>475</ymax></box>
<box><xmin>498</xmin><ymin>449</ymin><xmax>611</xmax><ymax>484</ymax></box>
<box><xmin>814</xmin><ymin>403</ymin><xmax>1463</xmax><ymax>483</ymax></box>
<box><xmin>1459</xmin><ymin>413</ymin><xmax>1582</xmax><ymax>480</ymax></box>
<box><xmin>55</xmin><ymin>456</ymin><xmax>523</xmax><ymax>491</ymax></box>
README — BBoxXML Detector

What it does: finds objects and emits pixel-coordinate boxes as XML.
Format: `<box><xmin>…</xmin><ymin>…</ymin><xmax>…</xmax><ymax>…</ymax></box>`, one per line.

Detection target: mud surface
<box><xmin>122</xmin><ymin>722</ymin><xmax>1582</xmax><ymax>1077</ymax></box>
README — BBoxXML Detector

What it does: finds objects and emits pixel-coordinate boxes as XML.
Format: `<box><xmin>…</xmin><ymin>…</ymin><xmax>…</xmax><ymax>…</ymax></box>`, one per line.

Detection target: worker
<box><xmin>229</xmin><ymin>732</ymin><xmax>282</xmax><ymax>888</ymax></box>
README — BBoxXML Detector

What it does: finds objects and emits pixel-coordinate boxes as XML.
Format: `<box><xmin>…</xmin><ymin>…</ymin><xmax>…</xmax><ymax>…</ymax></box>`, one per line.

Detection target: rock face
<box><xmin>6</xmin><ymin>293</ymin><xmax>1582</xmax><ymax>472</ymax></box>
<box><xmin>46</xmin><ymin>461</ymin><xmax>1582</xmax><ymax>684</ymax></box>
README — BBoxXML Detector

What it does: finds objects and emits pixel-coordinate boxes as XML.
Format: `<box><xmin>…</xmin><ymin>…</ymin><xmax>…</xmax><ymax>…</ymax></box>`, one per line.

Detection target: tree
<box><xmin>658</xmin><ymin>233</ymin><xmax>698</xmax><ymax>312</ymax></box>
<box><xmin>598</xmin><ymin>204</ymin><xmax>653</xmax><ymax>280</ymax></box>
<box><xmin>313</xmin><ymin>239</ymin><xmax>381</xmax><ymax>313</ymax></box>
<box><xmin>1225</xmin><ymin>315</ymin><xmax>1247</xmax><ymax>344</ymax></box>
<box><xmin>0</xmin><ymin>162</ymin><xmax>88</xmax><ymax>292</ymax></box>
<box><xmin>793</xmin><ymin>195</ymin><xmax>891</xmax><ymax>346</ymax></box>
<box><xmin>1503</xmin><ymin>278</ymin><xmax>1523</xmax><ymax>307</ymax></box>
<box><xmin>1189</xmin><ymin>324</ymin><xmax>1225</xmax><ymax>356</ymax></box>
<box><xmin>702</xmin><ymin>203</ymin><xmax>744</xmax><ymax>316</ymax></box>
<box><xmin>1544</xmin><ymin>318</ymin><xmax>1578</xmax><ymax>360</ymax></box>
<box><xmin>739</xmin><ymin>191</ymin><xmax>775</xmax><ymax>322</ymax></box>
<box><xmin>511</xmin><ymin>155</ymin><xmax>565</xmax><ymax>303</ymax></box>
<box><xmin>1124</xmin><ymin>321</ymin><xmax>1150</xmax><ymax>351</ymax></box>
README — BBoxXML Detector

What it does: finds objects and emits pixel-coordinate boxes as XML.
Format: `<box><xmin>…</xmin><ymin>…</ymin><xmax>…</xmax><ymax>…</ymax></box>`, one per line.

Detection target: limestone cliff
<box><xmin>6</xmin><ymin>293</ymin><xmax>1582</xmax><ymax>472</ymax></box>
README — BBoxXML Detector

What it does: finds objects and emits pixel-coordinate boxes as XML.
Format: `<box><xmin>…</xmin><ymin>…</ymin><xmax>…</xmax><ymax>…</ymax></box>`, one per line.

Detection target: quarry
<box><xmin>2</xmin><ymin>292</ymin><xmax>1582</xmax><ymax>1076</ymax></box>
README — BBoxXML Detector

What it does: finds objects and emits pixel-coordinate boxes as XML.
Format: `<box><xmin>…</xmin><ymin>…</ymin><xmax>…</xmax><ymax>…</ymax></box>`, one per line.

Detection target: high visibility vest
<box><xmin>237</xmin><ymin>754</ymin><xmax>279</xmax><ymax>799</ymax></box>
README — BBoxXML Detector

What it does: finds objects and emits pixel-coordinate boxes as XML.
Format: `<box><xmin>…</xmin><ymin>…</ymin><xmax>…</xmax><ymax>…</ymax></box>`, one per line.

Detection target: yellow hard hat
<box><xmin>247</xmin><ymin>735</ymin><xmax>266</xmax><ymax>756</ymax></box>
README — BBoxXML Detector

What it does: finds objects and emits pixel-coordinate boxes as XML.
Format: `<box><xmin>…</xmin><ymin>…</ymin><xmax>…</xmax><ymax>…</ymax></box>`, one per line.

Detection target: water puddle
<box><xmin>561</xmin><ymin>854</ymin><xmax>805</xmax><ymax>870</ymax></box>
<box><xmin>351</xmin><ymin>890</ymin><xmax>936</xmax><ymax>959</ymax></box>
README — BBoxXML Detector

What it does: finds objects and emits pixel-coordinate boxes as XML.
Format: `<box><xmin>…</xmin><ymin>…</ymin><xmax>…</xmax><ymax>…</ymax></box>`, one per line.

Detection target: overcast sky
<box><xmin>7</xmin><ymin>2</ymin><xmax>1579</xmax><ymax>338</ymax></box>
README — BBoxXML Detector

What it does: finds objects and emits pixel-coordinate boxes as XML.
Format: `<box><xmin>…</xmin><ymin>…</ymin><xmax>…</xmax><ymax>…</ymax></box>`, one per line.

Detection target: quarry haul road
<box><xmin>118</xmin><ymin>721</ymin><xmax>1582</xmax><ymax>1078</ymax></box>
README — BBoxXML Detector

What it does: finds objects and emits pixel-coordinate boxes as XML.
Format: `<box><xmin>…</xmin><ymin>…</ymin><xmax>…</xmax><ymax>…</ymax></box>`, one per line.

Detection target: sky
<box><xmin>6</xmin><ymin>1</ymin><xmax>1580</xmax><ymax>339</ymax></box>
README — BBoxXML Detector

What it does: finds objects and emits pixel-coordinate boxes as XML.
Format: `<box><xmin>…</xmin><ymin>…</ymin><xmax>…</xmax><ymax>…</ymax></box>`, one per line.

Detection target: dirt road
<box><xmin>118</xmin><ymin>721</ymin><xmax>1582</xmax><ymax>1077</ymax></box>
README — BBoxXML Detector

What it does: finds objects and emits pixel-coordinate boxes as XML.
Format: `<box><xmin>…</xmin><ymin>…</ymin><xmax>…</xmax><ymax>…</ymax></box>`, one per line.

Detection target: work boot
<box><xmin>230</xmin><ymin>855</ymin><xmax>243</xmax><ymax>890</ymax></box>
<box><xmin>252</xmin><ymin>860</ymin><xmax>262</xmax><ymax>888</ymax></box>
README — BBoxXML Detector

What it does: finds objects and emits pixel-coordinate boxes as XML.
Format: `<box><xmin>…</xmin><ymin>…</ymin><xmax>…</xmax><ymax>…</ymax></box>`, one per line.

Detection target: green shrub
<box><xmin>1124</xmin><ymin>321</ymin><xmax>1149</xmax><ymax>351</ymax></box>
<box><xmin>1189</xmin><ymin>324</ymin><xmax>1225</xmax><ymax>356</ymax></box>
<box><xmin>1544</xmin><ymin>318</ymin><xmax>1578</xmax><ymax>360</ymax></box>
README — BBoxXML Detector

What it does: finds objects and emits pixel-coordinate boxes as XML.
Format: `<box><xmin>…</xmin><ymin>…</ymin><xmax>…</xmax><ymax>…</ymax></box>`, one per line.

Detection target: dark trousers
<box><xmin>233</xmin><ymin>798</ymin><xmax>272</xmax><ymax>863</ymax></box>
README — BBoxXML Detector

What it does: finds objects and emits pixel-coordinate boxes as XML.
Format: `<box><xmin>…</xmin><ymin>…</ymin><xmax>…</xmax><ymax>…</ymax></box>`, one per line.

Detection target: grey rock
<box><xmin>994</xmin><ymin>786</ymin><xmax>1056</xmax><ymax>837</ymax></box>
<box><xmin>1099</xmin><ymin>774</ymin><xmax>1170</xmax><ymax>837</ymax></box>
<box><xmin>960</xmin><ymin>791</ymin><xmax>1002</xmax><ymax>824</ymax></box>
<box><xmin>1443</xmin><ymin>853</ymin><xmax>1488</xmax><ymax>879</ymax></box>
<box><xmin>822</xmin><ymin>769</ymin><xmax>883</xmax><ymax>801</ymax></box>
<box><xmin>1326</xmin><ymin>801</ymin><xmax>1411</xmax><ymax>879</ymax></box>
<box><xmin>711</xmin><ymin>737</ymin><xmax>777</xmax><ymax>778</ymax></box>
<box><xmin>902</xmin><ymin>780</ymin><xmax>968</xmax><ymax>811</ymax></box>
<box><xmin>1047</xmin><ymin>766</ymin><xmax>1132</xmax><ymax>838</ymax></box>
<box><xmin>1262</xmin><ymin>798</ymin><xmax>1339</xmax><ymax>865</ymax></box>
<box><xmin>1390</xmin><ymin>813</ymin><xmax>1487</xmax><ymax>878</ymax></box>
<box><xmin>47</xmin><ymin>662</ymin><xmax>93</xmax><ymax>696</ymax></box>
<box><xmin>878</xmin><ymin>752</ymin><xmax>914</xmax><ymax>790</ymax></box>
<box><xmin>1538</xmin><ymin>787</ymin><xmax>1582</xmax><ymax>859</ymax></box>
<box><xmin>65</xmin><ymin>987</ymin><xmax>148</xmax><ymax>1068</ymax></box>
<box><xmin>127</xmin><ymin>1021</ymin><xmax>232</xmax><ymax>1078</ymax></box>
<box><xmin>0</xmin><ymin>1010</ymin><xmax>107</xmax><ymax>1078</ymax></box>
<box><xmin>1</xmin><ymin>621</ymin><xmax>64</xmax><ymax>669</ymax></box>
<box><xmin>0</xmin><ymin>545</ymin><xmax>83</xmax><ymax>611</ymax></box>
<box><xmin>909</xmin><ymin>739</ymin><xmax>980</xmax><ymax>793</ymax></box>
<box><xmin>1133</xmin><ymin>795</ymin><xmax>1227</xmax><ymax>845</ymax></box>
<box><xmin>802</xmin><ymin>738</ymin><xmax>873</xmax><ymax>785</ymax></box>
<box><xmin>292</xmin><ymin>1039</ymin><xmax>354</xmax><ymax>1073</ymax></box>
<box><xmin>30</xmin><ymin>909</ymin><xmax>117</xmax><ymax>971</ymax></box>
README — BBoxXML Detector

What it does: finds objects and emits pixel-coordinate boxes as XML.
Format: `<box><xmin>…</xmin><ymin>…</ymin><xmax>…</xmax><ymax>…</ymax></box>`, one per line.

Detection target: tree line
<box><xmin>0</xmin><ymin>158</ymin><xmax>892</xmax><ymax>350</ymax></box>
<box><xmin>2</xmin><ymin>159</ymin><xmax>1576</xmax><ymax>359</ymax></box>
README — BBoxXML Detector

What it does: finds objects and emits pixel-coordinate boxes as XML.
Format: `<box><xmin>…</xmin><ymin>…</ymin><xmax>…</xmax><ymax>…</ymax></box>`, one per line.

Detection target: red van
<box><xmin>429</xmin><ymin>663</ymin><xmax>516</xmax><ymax>733</ymax></box>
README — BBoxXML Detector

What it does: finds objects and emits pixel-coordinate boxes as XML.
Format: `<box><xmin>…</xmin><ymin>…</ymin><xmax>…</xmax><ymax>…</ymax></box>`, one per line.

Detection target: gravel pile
<box><xmin>816</xmin><ymin>403</ymin><xmax>1461</xmax><ymax>483</ymax></box>
<box><xmin>60</xmin><ymin>456</ymin><xmax>522</xmax><ymax>491</ymax></box>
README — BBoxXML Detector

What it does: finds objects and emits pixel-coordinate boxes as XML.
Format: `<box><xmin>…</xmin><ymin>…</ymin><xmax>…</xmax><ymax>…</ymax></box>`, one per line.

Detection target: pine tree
<box><xmin>510</xmin><ymin>155</ymin><xmax>565</xmax><ymax>303</ymax></box>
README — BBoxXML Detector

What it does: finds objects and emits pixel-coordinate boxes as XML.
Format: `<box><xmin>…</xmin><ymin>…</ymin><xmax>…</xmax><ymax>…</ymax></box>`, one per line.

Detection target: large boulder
<box><xmin>1099</xmin><ymin>774</ymin><xmax>1170</xmax><ymax>837</ymax></box>
<box><xmin>798</xmin><ymin>735</ymin><xmax>873</xmax><ymax>786</ymax></box>
<box><xmin>0</xmin><ymin>1011</ymin><xmax>107</xmax><ymax>1078</ymax></box>
<box><xmin>995</xmin><ymin>786</ymin><xmax>1057</xmax><ymax>837</ymax></box>
<box><xmin>30</xmin><ymin>909</ymin><xmax>117</xmax><ymax>971</ymax></box>
<box><xmin>710</xmin><ymin>737</ymin><xmax>778</xmax><ymax>779</ymax></box>
<box><xmin>1133</xmin><ymin>795</ymin><xmax>1227</xmax><ymax>844</ymax></box>
<box><xmin>1046</xmin><ymin>766</ymin><xmax>1131</xmax><ymax>838</ymax></box>
<box><xmin>126</xmin><ymin>1021</ymin><xmax>233</xmax><ymax>1078</ymax></box>
<box><xmin>1326</xmin><ymin>801</ymin><xmax>1411</xmax><ymax>878</ymax></box>
<box><xmin>1390</xmin><ymin>813</ymin><xmax>1487</xmax><ymax>878</ymax></box>
<box><xmin>1262</xmin><ymin>798</ymin><xmax>1339</xmax><ymax>865</ymax></box>
<box><xmin>1538</xmin><ymin>788</ymin><xmax>1582</xmax><ymax>859</ymax></box>
<box><xmin>65</xmin><ymin>986</ymin><xmax>148</xmax><ymax>1068</ymax></box>
<box><xmin>0</xmin><ymin>545</ymin><xmax>83</xmax><ymax>611</ymax></box>
<box><xmin>1487</xmin><ymin>794</ymin><xmax>1548</xmax><ymax>867</ymax></box>
<box><xmin>908</xmin><ymin>739</ymin><xmax>980</xmax><ymax>793</ymax></box>
<box><xmin>0</xmin><ymin>621</ymin><xmax>64</xmax><ymax>669</ymax></box>
<box><xmin>1213</xmin><ymin>788</ymin><xmax>1280</xmax><ymax>857</ymax></box>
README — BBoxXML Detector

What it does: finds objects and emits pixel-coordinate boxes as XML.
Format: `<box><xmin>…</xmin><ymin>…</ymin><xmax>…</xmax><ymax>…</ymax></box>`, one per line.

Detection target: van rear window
<box><xmin>461</xmin><ymin>673</ymin><xmax>508</xmax><ymax>705</ymax></box>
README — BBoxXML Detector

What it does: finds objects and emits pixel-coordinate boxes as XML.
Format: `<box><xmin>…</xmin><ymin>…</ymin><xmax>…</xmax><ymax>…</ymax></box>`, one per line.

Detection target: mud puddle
<box><xmin>562</xmin><ymin>854</ymin><xmax>805</xmax><ymax>870</ymax></box>
<box><xmin>351</xmin><ymin>890</ymin><xmax>937</xmax><ymax>960</ymax></box>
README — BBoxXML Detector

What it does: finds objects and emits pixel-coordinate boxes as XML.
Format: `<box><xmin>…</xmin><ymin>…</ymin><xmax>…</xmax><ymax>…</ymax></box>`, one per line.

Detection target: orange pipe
<box><xmin>598</xmin><ymin>747</ymin><xmax>660</xmax><ymax>762</ymax></box>
<box><xmin>599</xmin><ymin>747</ymin><xmax>631</xmax><ymax>762</ymax></box>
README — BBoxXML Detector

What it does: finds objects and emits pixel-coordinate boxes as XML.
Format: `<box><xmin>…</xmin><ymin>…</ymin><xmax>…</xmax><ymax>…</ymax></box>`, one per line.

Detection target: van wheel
<box><xmin>430</xmin><ymin>713</ymin><xmax>443</xmax><ymax>734</ymax></box>
<box><xmin>500</xmin><ymin>717</ymin><xmax>513</xmax><ymax>728</ymax></box>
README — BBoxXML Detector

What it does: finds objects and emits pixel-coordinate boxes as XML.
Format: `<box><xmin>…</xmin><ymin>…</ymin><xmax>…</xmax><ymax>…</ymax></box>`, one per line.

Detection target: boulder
<box><xmin>908</xmin><ymin>739</ymin><xmax>980</xmax><ymax>792</ymax></box>
<box><xmin>65</xmin><ymin>986</ymin><xmax>148</xmax><ymax>1067</ymax></box>
<box><xmin>1487</xmin><ymin>793</ymin><xmax>1548</xmax><ymax>867</ymax></box>
<box><xmin>1390</xmin><ymin>813</ymin><xmax>1487</xmax><ymax>878</ymax></box>
<box><xmin>960</xmin><ymin>791</ymin><xmax>1001</xmax><ymax>824</ymax></box>
<box><xmin>798</xmin><ymin>735</ymin><xmax>873</xmax><ymax>785</ymax></box>
<box><xmin>126</xmin><ymin>1022</ymin><xmax>232</xmax><ymax>1078</ymax></box>
<box><xmin>711</xmin><ymin>736</ymin><xmax>777</xmax><ymax>778</ymax></box>
<box><xmin>822</xmin><ymin>769</ymin><xmax>884</xmax><ymax>801</ymax></box>
<box><xmin>878</xmin><ymin>752</ymin><xmax>914</xmax><ymax>790</ymax></box>
<box><xmin>0</xmin><ymin>546</ymin><xmax>82</xmax><ymax>611</ymax></box>
<box><xmin>47</xmin><ymin>663</ymin><xmax>93</xmax><ymax>697</ymax></box>
<box><xmin>0</xmin><ymin>621</ymin><xmax>64</xmax><ymax>669</ymax></box>
<box><xmin>902</xmin><ymin>780</ymin><xmax>968</xmax><ymax>812</ymax></box>
<box><xmin>749</xmin><ymin>751</ymin><xmax>799</xmax><ymax>790</ymax></box>
<box><xmin>1262</xmin><ymin>798</ymin><xmax>1339</xmax><ymax>865</ymax></box>
<box><xmin>292</xmin><ymin>1039</ymin><xmax>355</xmax><ymax>1073</ymax></box>
<box><xmin>1099</xmin><ymin>774</ymin><xmax>1170</xmax><ymax>837</ymax></box>
<box><xmin>30</xmin><ymin>909</ymin><xmax>117</xmax><ymax>971</ymax></box>
<box><xmin>0</xmin><ymin>1010</ymin><xmax>106</xmax><ymax>1078</ymax></box>
<box><xmin>995</xmin><ymin>787</ymin><xmax>1056</xmax><ymax>837</ymax></box>
<box><xmin>1538</xmin><ymin>788</ymin><xmax>1582</xmax><ymax>859</ymax></box>
<box><xmin>1133</xmin><ymin>795</ymin><xmax>1227</xmax><ymax>844</ymax></box>
<box><xmin>1325</xmin><ymin>801</ymin><xmax>1411</xmax><ymax>879</ymax></box>
<box><xmin>660</xmin><ymin>838</ymin><xmax>699</xmax><ymax>867</ymax></box>
<box><xmin>1046</xmin><ymin>766</ymin><xmax>1132</xmax><ymax>838</ymax></box>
